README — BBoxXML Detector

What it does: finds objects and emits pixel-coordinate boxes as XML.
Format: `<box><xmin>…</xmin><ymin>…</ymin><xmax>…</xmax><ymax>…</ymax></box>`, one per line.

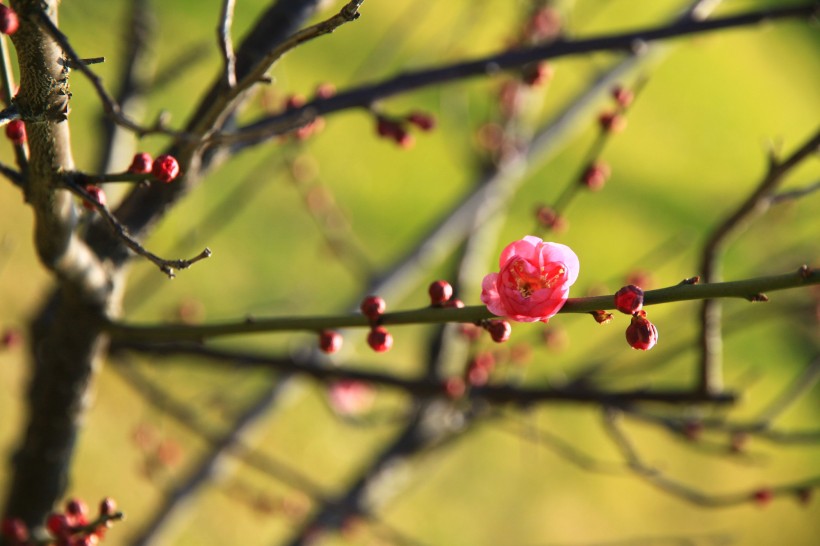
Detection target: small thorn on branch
<box><xmin>679</xmin><ymin>276</ymin><xmax>700</xmax><ymax>285</ymax></box>
<box><xmin>798</xmin><ymin>265</ymin><xmax>812</xmax><ymax>279</ymax></box>
<box><xmin>747</xmin><ymin>293</ymin><xmax>769</xmax><ymax>302</ymax></box>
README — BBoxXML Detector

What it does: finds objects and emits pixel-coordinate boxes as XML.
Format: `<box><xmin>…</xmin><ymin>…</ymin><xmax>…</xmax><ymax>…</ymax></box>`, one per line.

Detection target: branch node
<box><xmin>798</xmin><ymin>265</ymin><xmax>812</xmax><ymax>280</ymax></box>
<box><xmin>679</xmin><ymin>276</ymin><xmax>700</xmax><ymax>285</ymax></box>
<box><xmin>747</xmin><ymin>293</ymin><xmax>769</xmax><ymax>303</ymax></box>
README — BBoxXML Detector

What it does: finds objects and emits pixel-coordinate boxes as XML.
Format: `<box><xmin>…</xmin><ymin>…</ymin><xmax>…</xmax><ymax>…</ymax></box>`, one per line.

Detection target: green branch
<box><xmin>105</xmin><ymin>266</ymin><xmax>818</xmax><ymax>343</ymax></box>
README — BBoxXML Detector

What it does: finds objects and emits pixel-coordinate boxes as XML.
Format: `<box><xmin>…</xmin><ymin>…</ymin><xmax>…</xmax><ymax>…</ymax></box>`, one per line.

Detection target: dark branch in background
<box><xmin>770</xmin><ymin>180</ymin><xmax>820</xmax><ymax>203</ymax></box>
<box><xmin>112</xmin><ymin>342</ymin><xmax>737</xmax><ymax>406</ymax></box>
<box><xmin>698</xmin><ymin>127</ymin><xmax>820</xmax><ymax>394</ymax></box>
<box><xmin>122</xmin><ymin>367</ymin><xmax>326</xmax><ymax>546</ymax></box>
<box><xmin>63</xmin><ymin>180</ymin><xmax>212</xmax><ymax>278</ymax></box>
<box><xmin>222</xmin><ymin>4</ymin><xmax>817</xmax><ymax>146</ymax></box>
<box><xmin>602</xmin><ymin>407</ymin><xmax>820</xmax><ymax>507</ymax></box>
<box><xmin>111</xmin><ymin>361</ymin><xmax>326</xmax><ymax>497</ymax></box>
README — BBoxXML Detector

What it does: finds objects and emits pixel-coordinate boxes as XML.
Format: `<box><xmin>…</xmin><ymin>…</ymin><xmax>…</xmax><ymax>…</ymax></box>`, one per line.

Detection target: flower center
<box><xmin>511</xmin><ymin>260</ymin><xmax>565</xmax><ymax>299</ymax></box>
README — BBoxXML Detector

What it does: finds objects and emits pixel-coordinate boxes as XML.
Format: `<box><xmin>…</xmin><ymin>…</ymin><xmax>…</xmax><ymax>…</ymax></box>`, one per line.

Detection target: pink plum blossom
<box><xmin>481</xmin><ymin>236</ymin><xmax>579</xmax><ymax>322</ymax></box>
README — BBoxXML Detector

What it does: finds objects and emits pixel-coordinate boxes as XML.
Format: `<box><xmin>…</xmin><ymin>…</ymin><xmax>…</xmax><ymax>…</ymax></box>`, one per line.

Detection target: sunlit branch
<box><xmin>105</xmin><ymin>267</ymin><xmax>819</xmax><ymax>341</ymax></box>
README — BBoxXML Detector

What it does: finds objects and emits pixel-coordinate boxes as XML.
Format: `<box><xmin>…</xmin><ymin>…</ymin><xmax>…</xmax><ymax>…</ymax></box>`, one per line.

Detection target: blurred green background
<box><xmin>1</xmin><ymin>0</ymin><xmax>818</xmax><ymax>545</ymax></box>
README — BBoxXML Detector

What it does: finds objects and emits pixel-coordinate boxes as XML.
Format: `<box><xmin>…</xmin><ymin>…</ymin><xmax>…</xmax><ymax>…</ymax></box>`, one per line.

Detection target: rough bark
<box><xmin>3</xmin><ymin>0</ymin><xmax>114</xmax><ymax>528</ymax></box>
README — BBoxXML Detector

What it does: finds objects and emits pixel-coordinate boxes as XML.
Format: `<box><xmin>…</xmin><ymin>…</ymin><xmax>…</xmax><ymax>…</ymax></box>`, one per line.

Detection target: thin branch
<box><xmin>218</xmin><ymin>4</ymin><xmax>817</xmax><ymax>145</ymax></box>
<box><xmin>770</xmin><ymin>180</ymin><xmax>820</xmax><ymax>204</ymax></box>
<box><xmin>218</xmin><ymin>0</ymin><xmax>238</xmax><ymax>88</ymax></box>
<box><xmin>63</xmin><ymin>179</ymin><xmax>212</xmax><ymax>278</ymax></box>
<box><xmin>602</xmin><ymin>408</ymin><xmax>820</xmax><ymax>507</ymax></box>
<box><xmin>230</xmin><ymin>0</ymin><xmax>364</xmax><ymax>100</ymax></box>
<box><xmin>104</xmin><ymin>267</ymin><xmax>820</xmax><ymax>341</ymax></box>
<box><xmin>32</xmin><ymin>9</ymin><xmax>194</xmax><ymax>139</ymax></box>
<box><xmin>0</xmin><ymin>161</ymin><xmax>23</xmax><ymax>188</ymax></box>
<box><xmin>698</xmin><ymin>127</ymin><xmax>820</xmax><ymax>394</ymax></box>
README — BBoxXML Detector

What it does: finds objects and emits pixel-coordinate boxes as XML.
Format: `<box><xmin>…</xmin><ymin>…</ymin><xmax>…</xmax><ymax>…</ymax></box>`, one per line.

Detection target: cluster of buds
<box><xmin>614</xmin><ymin>284</ymin><xmax>659</xmax><ymax>351</ymax></box>
<box><xmin>127</xmin><ymin>152</ymin><xmax>181</xmax><ymax>183</ymax></box>
<box><xmin>5</xmin><ymin>119</ymin><xmax>26</xmax><ymax>145</ymax></box>
<box><xmin>360</xmin><ymin>295</ymin><xmax>393</xmax><ymax>352</ymax></box>
<box><xmin>374</xmin><ymin>110</ymin><xmax>436</xmax><ymax>148</ymax></box>
<box><xmin>2</xmin><ymin>497</ymin><xmax>122</xmax><ymax>546</ymax></box>
<box><xmin>0</xmin><ymin>3</ymin><xmax>18</xmax><ymax>35</ymax></box>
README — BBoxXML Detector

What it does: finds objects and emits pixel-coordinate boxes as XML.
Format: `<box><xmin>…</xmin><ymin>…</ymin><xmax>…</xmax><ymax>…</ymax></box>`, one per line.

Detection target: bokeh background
<box><xmin>1</xmin><ymin>0</ymin><xmax>818</xmax><ymax>544</ymax></box>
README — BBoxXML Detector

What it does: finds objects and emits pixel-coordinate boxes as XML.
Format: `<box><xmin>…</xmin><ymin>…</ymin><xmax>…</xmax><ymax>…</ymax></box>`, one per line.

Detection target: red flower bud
<box><xmin>752</xmin><ymin>488</ymin><xmax>774</xmax><ymax>507</ymax></box>
<box><xmin>625</xmin><ymin>310</ymin><xmax>658</xmax><ymax>351</ymax></box>
<box><xmin>1</xmin><ymin>518</ymin><xmax>28</xmax><ymax>542</ymax></box>
<box><xmin>614</xmin><ymin>284</ymin><xmax>644</xmax><ymax>314</ymax></box>
<box><xmin>152</xmin><ymin>154</ymin><xmax>180</xmax><ymax>183</ymax></box>
<box><xmin>82</xmin><ymin>185</ymin><xmax>107</xmax><ymax>211</ymax></box>
<box><xmin>0</xmin><ymin>5</ymin><xmax>19</xmax><ymax>36</ymax></box>
<box><xmin>99</xmin><ymin>497</ymin><xmax>117</xmax><ymax>517</ymax></box>
<box><xmin>318</xmin><ymin>330</ymin><xmax>343</xmax><ymax>354</ymax></box>
<box><xmin>486</xmin><ymin>320</ymin><xmax>511</xmax><ymax>343</ymax></box>
<box><xmin>5</xmin><ymin>119</ymin><xmax>26</xmax><ymax>145</ymax></box>
<box><xmin>367</xmin><ymin>326</ymin><xmax>393</xmax><ymax>352</ymax></box>
<box><xmin>581</xmin><ymin>161</ymin><xmax>611</xmax><ymax>191</ymax></box>
<box><xmin>598</xmin><ymin>111</ymin><xmax>627</xmax><ymax>133</ymax></box>
<box><xmin>522</xmin><ymin>62</ymin><xmax>553</xmax><ymax>87</ymax></box>
<box><xmin>444</xmin><ymin>377</ymin><xmax>466</xmax><ymax>399</ymax></box>
<box><xmin>1</xmin><ymin>327</ymin><xmax>22</xmax><ymax>349</ymax></box>
<box><xmin>284</xmin><ymin>94</ymin><xmax>306</xmax><ymax>110</ymax></box>
<box><xmin>428</xmin><ymin>280</ymin><xmax>453</xmax><ymax>306</ymax></box>
<box><xmin>315</xmin><ymin>82</ymin><xmax>336</xmax><ymax>100</ymax></box>
<box><xmin>360</xmin><ymin>295</ymin><xmax>386</xmax><ymax>322</ymax></box>
<box><xmin>128</xmin><ymin>152</ymin><xmax>153</xmax><ymax>174</ymax></box>
<box><xmin>46</xmin><ymin>513</ymin><xmax>71</xmax><ymax>538</ymax></box>
<box><xmin>534</xmin><ymin>205</ymin><xmax>568</xmax><ymax>232</ymax></box>
<box><xmin>611</xmin><ymin>85</ymin><xmax>634</xmax><ymax>108</ymax></box>
<box><xmin>406</xmin><ymin>111</ymin><xmax>436</xmax><ymax>131</ymax></box>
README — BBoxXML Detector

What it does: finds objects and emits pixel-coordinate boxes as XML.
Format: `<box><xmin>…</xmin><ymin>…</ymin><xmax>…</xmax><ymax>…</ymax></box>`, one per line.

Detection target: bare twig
<box><xmin>217</xmin><ymin>0</ymin><xmax>237</xmax><ymax>88</ymax></box>
<box><xmin>770</xmin><ymin>180</ymin><xmax>820</xmax><ymax>204</ymax></box>
<box><xmin>63</xmin><ymin>179</ymin><xmax>212</xmax><ymax>278</ymax></box>
<box><xmin>698</xmin><ymin>127</ymin><xmax>820</xmax><ymax>394</ymax></box>
<box><xmin>33</xmin><ymin>9</ymin><xmax>194</xmax><ymax>139</ymax></box>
